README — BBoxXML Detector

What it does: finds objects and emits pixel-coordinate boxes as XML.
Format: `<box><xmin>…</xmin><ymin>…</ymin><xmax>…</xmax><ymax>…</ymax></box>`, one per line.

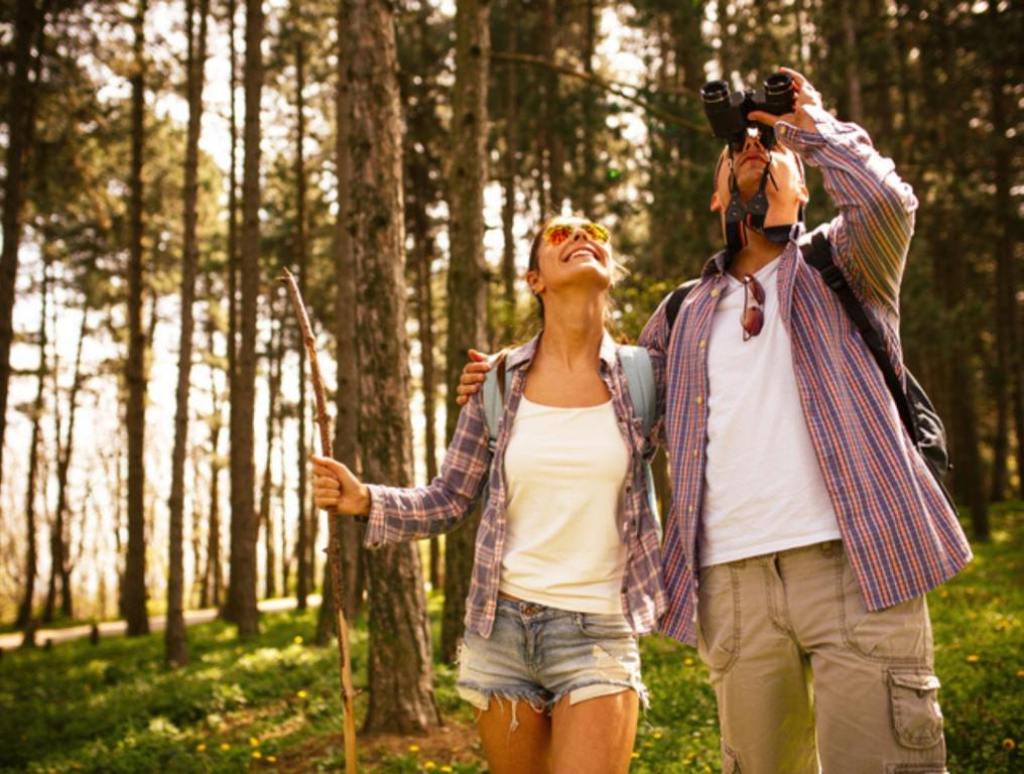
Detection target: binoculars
<box><xmin>700</xmin><ymin>73</ymin><xmax>796</xmax><ymax>150</ymax></box>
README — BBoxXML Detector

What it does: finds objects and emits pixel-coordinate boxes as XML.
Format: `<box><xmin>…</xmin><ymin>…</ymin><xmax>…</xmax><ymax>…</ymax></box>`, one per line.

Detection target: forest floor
<box><xmin>1</xmin><ymin>505</ymin><xmax>1021</xmax><ymax>773</ymax></box>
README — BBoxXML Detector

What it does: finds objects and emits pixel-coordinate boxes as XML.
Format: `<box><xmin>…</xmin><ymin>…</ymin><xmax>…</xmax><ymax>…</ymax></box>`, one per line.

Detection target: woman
<box><xmin>312</xmin><ymin>216</ymin><xmax>665</xmax><ymax>774</ymax></box>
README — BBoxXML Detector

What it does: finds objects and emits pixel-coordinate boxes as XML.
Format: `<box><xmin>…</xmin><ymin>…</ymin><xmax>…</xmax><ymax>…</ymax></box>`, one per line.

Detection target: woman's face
<box><xmin>527</xmin><ymin>217</ymin><xmax>614</xmax><ymax>300</ymax></box>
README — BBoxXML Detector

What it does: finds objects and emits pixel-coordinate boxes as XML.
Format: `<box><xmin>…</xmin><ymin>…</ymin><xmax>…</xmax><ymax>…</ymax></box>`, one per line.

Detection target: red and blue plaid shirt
<box><xmin>639</xmin><ymin>105</ymin><xmax>973</xmax><ymax>646</ymax></box>
<box><xmin>364</xmin><ymin>333</ymin><xmax>667</xmax><ymax>638</ymax></box>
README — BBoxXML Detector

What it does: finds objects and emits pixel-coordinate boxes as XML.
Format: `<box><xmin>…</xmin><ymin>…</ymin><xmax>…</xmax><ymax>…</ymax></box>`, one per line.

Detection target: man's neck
<box><xmin>727</xmin><ymin>229</ymin><xmax>787</xmax><ymax>278</ymax></box>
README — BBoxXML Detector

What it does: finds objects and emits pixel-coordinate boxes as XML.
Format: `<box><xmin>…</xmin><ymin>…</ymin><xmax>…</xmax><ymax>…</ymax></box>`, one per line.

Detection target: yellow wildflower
<box><xmin>250</xmin><ymin>737</ymin><xmax>260</xmax><ymax>747</ymax></box>
<box><xmin>440</xmin><ymin>767</ymin><xmax>453</xmax><ymax>773</ymax></box>
<box><xmin>684</xmin><ymin>657</ymin><xmax>695</xmax><ymax>666</ymax></box>
<box><xmin>424</xmin><ymin>763</ymin><xmax>437</xmax><ymax>771</ymax></box>
<box><xmin>267</xmin><ymin>756</ymin><xmax>278</xmax><ymax>763</ymax></box>
<box><xmin>653</xmin><ymin>730</ymin><xmax>663</xmax><ymax>740</ymax></box>
<box><xmin>1003</xmin><ymin>738</ymin><xmax>1016</xmax><ymax>750</ymax></box>
<box><xmin>408</xmin><ymin>744</ymin><xmax>420</xmax><ymax>753</ymax></box>
<box><xmin>220</xmin><ymin>743</ymin><xmax>231</xmax><ymax>752</ymax></box>
<box><xmin>966</xmin><ymin>654</ymin><xmax>980</xmax><ymax>663</ymax></box>
<box><xmin>196</xmin><ymin>743</ymin><xmax>207</xmax><ymax>753</ymax></box>
<box><xmin>252</xmin><ymin>751</ymin><xmax>262</xmax><ymax>759</ymax></box>
<box><xmin>297</xmin><ymin>690</ymin><xmax>309</xmax><ymax>700</ymax></box>
<box><xmin>294</xmin><ymin>635</ymin><xmax>304</xmax><ymax>644</ymax></box>
<box><xmin>631</xmin><ymin>751</ymin><xmax>640</xmax><ymax>759</ymax></box>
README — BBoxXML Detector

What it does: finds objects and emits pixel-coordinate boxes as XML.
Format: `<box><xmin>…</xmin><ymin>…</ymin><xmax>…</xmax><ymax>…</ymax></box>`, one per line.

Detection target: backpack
<box><xmin>664</xmin><ymin>233</ymin><xmax>954</xmax><ymax>506</ymax></box>
<box><xmin>481</xmin><ymin>346</ymin><xmax>662</xmax><ymax>529</ymax></box>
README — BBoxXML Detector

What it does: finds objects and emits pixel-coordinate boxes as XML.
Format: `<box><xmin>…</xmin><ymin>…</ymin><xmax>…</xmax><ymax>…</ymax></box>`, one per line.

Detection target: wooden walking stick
<box><xmin>279</xmin><ymin>268</ymin><xmax>358</xmax><ymax>774</ymax></box>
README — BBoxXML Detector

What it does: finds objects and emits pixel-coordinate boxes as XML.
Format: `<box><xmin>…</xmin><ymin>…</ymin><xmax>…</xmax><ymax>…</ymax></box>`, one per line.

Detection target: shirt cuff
<box><xmin>775</xmin><ymin>103</ymin><xmax>850</xmax><ymax>157</ymax></box>
<box><xmin>362</xmin><ymin>484</ymin><xmax>391</xmax><ymax>548</ymax></box>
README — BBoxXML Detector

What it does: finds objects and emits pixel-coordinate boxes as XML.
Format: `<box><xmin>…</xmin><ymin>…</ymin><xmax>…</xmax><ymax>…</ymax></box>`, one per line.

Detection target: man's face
<box><xmin>710</xmin><ymin>129</ymin><xmax>808</xmax><ymax>230</ymax></box>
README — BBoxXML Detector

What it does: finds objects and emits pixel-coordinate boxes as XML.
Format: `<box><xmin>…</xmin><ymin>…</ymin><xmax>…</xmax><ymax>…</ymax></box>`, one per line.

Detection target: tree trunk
<box><xmin>16</xmin><ymin>258</ymin><xmax>49</xmax><ymax>631</ymax></box>
<box><xmin>441</xmin><ymin>0</ymin><xmax>491</xmax><ymax>664</ymax></box>
<box><xmin>166</xmin><ymin>0</ymin><xmax>209</xmax><ymax>667</ymax></box>
<box><xmin>838</xmin><ymin>0</ymin><xmax>863</xmax><ymax>124</ymax></box>
<box><xmin>579</xmin><ymin>0</ymin><xmax>596</xmax><ymax>214</ymax></box>
<box><xmin>988</xmin><ymin>25</ymin><xmax>1019</xmax><ymax>502</ymax></box>
<box><xmin>226</xmin><ymin>0</ymin><xmax>240</xmax><ymax>503</ymax></box>
<box><xmin>0</xmin><ymin>0</ymin><xmax>45</xmax><ymax>491</ymax></box>
<box><xmin>500</xmin><ymin>0</ymin><xmax>517</xmax><ymax>341</ymax></box>
<box><xmin>319</xmin><ymin>0</ymin><xmax>365</xmax><ymax>648</ymax></box>
<box><xmin>225</xmin><ymin>0</ymin><xmax>264</xmax><ymax>637</ymax></box>
<box><xmin>48</xmin><ymin>307</ymin><xmax>89</xmax><ymax>621</ymax></box>
<box><xmin>294</xmin><ymin>36</ymin><xmax>311</xmax><ymax>611</ymax></box>
<box><xmin>539</xmin><ymin>0</ymin><xmax>562</xmax><ymax>211</ymax></box>
<box><xmin>206</xmin><ymin>336</ymin><xmax>225</xmax><ymax>609</ymax></box>
<box><xmin>412</xmin><ymin>217</ymin><xmax>440</xmax><ymax>590</ymax></box>
<box><xmin>259</xmin><ymin>303</ymin><xmax>282</xmax><ymax>599</ymax></box>
<box><xmin>123</xmin><ymin>0</ymin><xmax>150</xmax><ymax>637</ymax></box>
<box><xmin>342</xmin><ymin>0</ymin><xmax>440</xmax><ymax>732</ymax></box>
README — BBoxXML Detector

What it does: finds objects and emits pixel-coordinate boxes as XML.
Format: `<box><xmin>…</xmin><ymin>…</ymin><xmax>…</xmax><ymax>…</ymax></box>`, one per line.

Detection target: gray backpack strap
<box><xmin>616</xmin><ymin>345</ymin><xmax>656</xmax><ymax>438</ymax></box>
<box><xmin>616</xmin><ymin>344</ymin><xmax>662</xmax><ymax>535</ymax></box>
<box><xmin>481</xmin><ymin>352</ymin><xmax>508</xmax><ymax>451</ymax></box>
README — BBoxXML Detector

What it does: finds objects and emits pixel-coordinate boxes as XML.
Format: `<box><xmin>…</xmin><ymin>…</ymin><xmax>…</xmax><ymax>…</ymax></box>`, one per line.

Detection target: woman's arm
<box><xmin>312</xmin><ymin>390</ymin><xmax>493</xmax><ymax>548</ymax></box>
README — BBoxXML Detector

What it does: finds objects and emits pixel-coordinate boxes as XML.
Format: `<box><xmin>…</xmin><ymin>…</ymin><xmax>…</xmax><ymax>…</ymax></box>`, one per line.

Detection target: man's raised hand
<box><xmin>455</xmin><ymin>349</ymin><xmax>492</xmax><ymax>406</ymax></box>
<box><xmin>311</xmin><ymin>455</ymin><xmax>371</xmax><ymax>515</ymax></box>
<box><xmin>748</xmin><ymin>67</ymin><xmax>822</xmax><ymax>134</ymax></box>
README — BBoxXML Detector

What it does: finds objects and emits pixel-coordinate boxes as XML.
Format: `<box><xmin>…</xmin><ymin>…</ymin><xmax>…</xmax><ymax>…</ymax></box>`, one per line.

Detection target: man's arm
<box><xmin>638</xmin><ymin>295</ymin><xmax>672</xmax><ymax>449</ymax></box>
<box><xmin>753</xmin><ymin>70</ymin><xmax>918</xmax><ymax>318</ymax></box>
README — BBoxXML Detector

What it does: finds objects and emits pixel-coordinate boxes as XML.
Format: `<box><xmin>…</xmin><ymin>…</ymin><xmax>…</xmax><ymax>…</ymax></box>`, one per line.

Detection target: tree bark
<box><xmin>43</xmin><ymin>306</ymin><xmax>88</xmax><ymax>622</ymax></box>
<box><xmin>988</xmin><ymin>19</ymin><xmax>1019</xmax><ymax>502</ymax></box>
<box><xmin>319</xmin><ymin>0</ymin><xmax>364</xmax><ymax>648</ymax></box>
<box><xmin>16</xmin><ymin>258</ymin><xmax>49</xmax><ymax>631</ymax></box>
<box><xmin>225</xmin><ymin>0</ymin><xmax>264</xmax><ymax>637</ymax></box>
<box><xmin>124</xmin><ymin>0</ymin><xmax>150</xmax><ymax>636</ymax></box>
<box><xmin>259</xmin><ymin>303</ymin><xmax>282</xmax><ymax>599</ymax></box>
<box><xmin>0</xmin><ymin>0</ymin><xmax>45</xmax><ymax>491</ymax></box>
<box><xmin>539</xmin><ymin>0</ymin><xmax>562</xmax><ymax>211</ymax></box>
<box><xmin>203</xmin><ymin>312</ymin><xmax>225</xmax><ymax>609</ymax></box>
<box><xmin>294</xmin><ymin>36</ymin><xmax>310</xmax><ymax>611</ymax></box>
<box><xmin>166</xmin><ymin>0</ymin><xmax>209</xmax><ymax>667</ymax></box>
<box><xmin>440</xmin><ymin>0</ymin><xmax>491</xmax><ymax>665</ymax></box>
<box><xmin>342</xmin><ymin>0</ymin><xmax>440</xmax><ymax>732</ymax></box>
<box><xmin>500</xmin><ymin>0</ymin><xmax>517</xmax><ymax>341</ymax></box>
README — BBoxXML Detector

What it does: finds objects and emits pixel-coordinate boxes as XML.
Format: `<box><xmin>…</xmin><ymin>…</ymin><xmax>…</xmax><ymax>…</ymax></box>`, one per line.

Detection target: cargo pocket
<box><xmin>888</xmin><ymin>670</ymin><xmax>944</xmax><ymax>750</ymax></box>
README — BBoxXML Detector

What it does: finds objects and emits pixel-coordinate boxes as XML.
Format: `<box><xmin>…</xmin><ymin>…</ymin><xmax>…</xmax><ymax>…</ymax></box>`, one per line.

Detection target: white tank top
<box><xmin>701</xmin><ymin>256</ymin><xmax>842</xmax><ymax>567</ymax></box>
<box><xmin>499</xmin><ymin>396</ymin><xmax>630</xmax><ymax>613</ymax></box>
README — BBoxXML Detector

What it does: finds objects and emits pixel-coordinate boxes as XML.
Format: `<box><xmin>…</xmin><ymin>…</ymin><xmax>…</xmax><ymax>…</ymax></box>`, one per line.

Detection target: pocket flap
<box><xmin>890</xmin><ymin>671</ymin><xmax>941</xmax><ymax>691</ymax></box>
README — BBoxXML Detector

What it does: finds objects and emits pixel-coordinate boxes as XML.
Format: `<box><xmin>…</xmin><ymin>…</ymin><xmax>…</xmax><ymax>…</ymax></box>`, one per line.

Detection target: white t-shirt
<box><xmin>499</xmin><ymin>396</ymin><xmax>630</xmax><ymax>613</ymax></box>
<box><xmin>701</xmin><ymin>256</ymin><xmax>842</xmax><ymax>567</ymax></box>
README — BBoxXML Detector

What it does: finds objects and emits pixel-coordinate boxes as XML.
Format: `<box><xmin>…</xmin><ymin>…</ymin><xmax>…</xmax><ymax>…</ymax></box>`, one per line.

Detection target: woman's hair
<box><xmin>526</xmin><ymin>215</ymin><xmax>625</xmax><ymax>325</ymax></box>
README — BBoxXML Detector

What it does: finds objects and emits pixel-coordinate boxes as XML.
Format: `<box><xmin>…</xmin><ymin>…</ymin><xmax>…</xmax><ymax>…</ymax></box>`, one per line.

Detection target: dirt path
<box><xmin>0</xmin><ymin>595</ymin><xmax>321</xmax><ymax>651</ymax></box>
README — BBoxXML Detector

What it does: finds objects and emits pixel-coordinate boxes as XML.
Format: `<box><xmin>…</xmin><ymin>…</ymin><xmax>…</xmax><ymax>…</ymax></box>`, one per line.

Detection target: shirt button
<box><xmin>692</xmin><ymin>448</ymin><xmax>699</xmax><ymax>458</ymax></box>
<box><xmin>699</xmin><ymin>339</ymin><xmax>707</xmax><ymax>349</ymax></box>
<box><xmin>695</xmin><ymin>396</ymin><xmax>703</xmax><ymax>405</ymax></box>
<box><xmin>710</xmin><ymin>288</ymin><xmax>720</xmax><ymax>298</ymax></box>
<box><xmin>688</xmin><ymin>505</ymin><xmax>694</xmax><ymax>513</ymax></box>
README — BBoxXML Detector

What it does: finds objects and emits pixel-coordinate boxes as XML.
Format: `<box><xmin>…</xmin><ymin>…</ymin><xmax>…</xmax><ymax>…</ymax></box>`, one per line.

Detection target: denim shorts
<box><xmin>456</xmin><ymin>597</ymin><xmax>648</xmax><ymax>716</ymax></box>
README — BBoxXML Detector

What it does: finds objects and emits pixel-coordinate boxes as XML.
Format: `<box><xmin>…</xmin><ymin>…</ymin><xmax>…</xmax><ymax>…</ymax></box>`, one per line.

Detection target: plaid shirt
<box><xmin>364</xmin><ymin>332</ymin><xmax>667</xmax><ymax>638</ymax></box>
<box><xmin>639</xmin><ymin>105</ymin><xmax>972</xmax><ymax>647</ymax></box>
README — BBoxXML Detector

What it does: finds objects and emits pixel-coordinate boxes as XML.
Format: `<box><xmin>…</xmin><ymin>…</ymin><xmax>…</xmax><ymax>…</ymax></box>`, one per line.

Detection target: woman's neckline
<box><xmin>519</xmin><ymin>395</ymin><xmax>613</xmax><ymax>410</ymax></box>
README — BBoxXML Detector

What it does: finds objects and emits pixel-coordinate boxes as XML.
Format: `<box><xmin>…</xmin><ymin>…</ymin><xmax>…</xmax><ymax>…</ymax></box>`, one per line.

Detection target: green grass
<box><xmin>1</xmin><ymin>507</ymin><xmax>1021</xmax><ymax>772</ymax></box>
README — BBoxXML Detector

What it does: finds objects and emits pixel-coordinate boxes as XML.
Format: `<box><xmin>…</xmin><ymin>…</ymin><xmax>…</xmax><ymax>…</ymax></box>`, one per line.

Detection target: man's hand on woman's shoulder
<box><xmin>455</xmin><ymin>349</ymin><xmax>492</xmax><ymax>406</ymax></box>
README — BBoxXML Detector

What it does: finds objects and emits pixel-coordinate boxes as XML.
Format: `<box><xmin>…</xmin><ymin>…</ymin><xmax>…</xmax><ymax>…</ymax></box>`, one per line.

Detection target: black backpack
<box><xmin>665</xmin><ymin>233</ymin><xmax>954</xmax><ymax>506</ymax></box>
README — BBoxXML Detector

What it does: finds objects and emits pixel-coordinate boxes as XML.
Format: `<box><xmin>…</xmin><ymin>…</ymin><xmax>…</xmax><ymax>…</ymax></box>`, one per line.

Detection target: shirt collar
<box><xmin>505</xmin><ymin>330</ymin><xmax>620</xmax><ymax>372</ymax></box>
<box><xmin>703</xmin><ymin>222</ymin><xmax>806</xmax><ymax>278</ymax></box>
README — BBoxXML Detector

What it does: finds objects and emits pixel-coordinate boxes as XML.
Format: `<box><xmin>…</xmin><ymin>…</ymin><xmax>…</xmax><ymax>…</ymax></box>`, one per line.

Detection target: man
<box><xmin>458</xmin><ymin>68</ymin><xmax>970</xmax><ymax>772</ymax></box>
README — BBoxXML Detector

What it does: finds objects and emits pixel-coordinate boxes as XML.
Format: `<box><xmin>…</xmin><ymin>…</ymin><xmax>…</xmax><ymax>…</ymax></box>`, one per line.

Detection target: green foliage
<box><xmin>2</xmin><ymin>509</ymin><xmax>1021</xmax><ymax>772</ymax></box>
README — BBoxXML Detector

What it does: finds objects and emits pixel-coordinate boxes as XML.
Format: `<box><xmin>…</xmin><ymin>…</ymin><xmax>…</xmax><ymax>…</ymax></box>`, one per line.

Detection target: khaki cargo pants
<box><xmin>696</xmin><ymin>540</ymin><xmax>947</xmax><ymax>773</ymax></box>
